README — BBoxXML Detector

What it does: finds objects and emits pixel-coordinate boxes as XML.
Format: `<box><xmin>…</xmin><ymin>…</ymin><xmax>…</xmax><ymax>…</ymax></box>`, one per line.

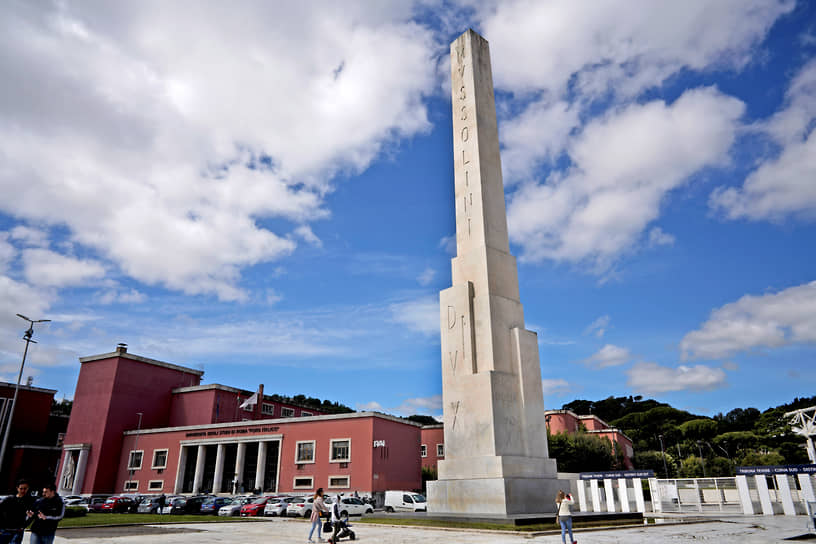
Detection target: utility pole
<box><xmin>127</xmin><ymin>412</ymin><xmax>144</xmax><ymax>490</ymax></box>
<box><xmin>658</xmin><ymin>434</ymin><xmax>669</xmax><ymax>478</ymax></box>
<box><xmin>0</xmin><ymin>314</ymin><xmax>50</xmax><ymax>478</ymax></box>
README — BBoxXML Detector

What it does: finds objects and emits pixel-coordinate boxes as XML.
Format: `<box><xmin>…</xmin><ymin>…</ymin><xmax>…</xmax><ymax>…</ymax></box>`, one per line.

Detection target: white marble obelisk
<box><xmin>427</xmin><ymin>29</ymin><xmax>563</xmax><ymax>516</ymax></box>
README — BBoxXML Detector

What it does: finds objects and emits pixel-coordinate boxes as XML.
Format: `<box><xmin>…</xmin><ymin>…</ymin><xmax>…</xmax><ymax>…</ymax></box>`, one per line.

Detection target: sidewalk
<box><xmin>25</xmin><ymin>514</ymin><xmax>816</xmax><ymax>543</ymax></box>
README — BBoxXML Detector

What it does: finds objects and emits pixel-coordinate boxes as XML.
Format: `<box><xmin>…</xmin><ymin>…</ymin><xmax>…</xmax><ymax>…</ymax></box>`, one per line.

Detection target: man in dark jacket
<box><xmin>26</xmin><ymin>483</ymin><xmax>64</xmax><ymax>544</ymax></box>
<box><xmin>0</xmin><ymin>479</ymin><xmax>35</xmax><ymax>544</ymax></box>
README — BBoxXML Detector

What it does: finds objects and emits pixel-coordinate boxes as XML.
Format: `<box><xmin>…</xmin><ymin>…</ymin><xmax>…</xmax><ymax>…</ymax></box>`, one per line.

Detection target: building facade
<box><xmin>58</xmin><ymin>346</ymin><xmax>422</xmax><ymax>496</ymax></box>
<box><xmin>0</xmin><ymin>382</ymin><xmax>66</xmax><ymax>491</ymax></box>
<box><xmin>544</xmin><ymin>409</ymin><xmax>635</xmax><ymax>469</ymax></box>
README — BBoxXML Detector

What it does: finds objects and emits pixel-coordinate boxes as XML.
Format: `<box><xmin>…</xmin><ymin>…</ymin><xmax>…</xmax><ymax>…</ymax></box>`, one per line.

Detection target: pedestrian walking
<box><xmin>157</xmin><ymin>494</ymin><xmax>166</xmax><ymax>515</ymax></box>
<box><xmin>307</xmin><ymin>487</ymin><xmax>327</xmax><ymax>543</ymax></box>
<box><xmin>555</xmin><ymin>489</ymin><xmax>577</xmax><ymax>544</ymax></box>
<box><xmin>0</xmin><ymin>479</ymin><xmax>35</xmax><ymax>544</ymax></box>
<box><xmin>26</xmin><ymin>483</ymin><xmax>64</xmax><ymax>544</ymax></box>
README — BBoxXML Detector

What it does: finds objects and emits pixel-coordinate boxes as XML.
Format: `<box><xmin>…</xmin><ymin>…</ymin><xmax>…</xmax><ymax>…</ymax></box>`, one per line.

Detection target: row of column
<box><xmin>175</xmin><ymin>440</ymin><xmax>270</xmax><ymax>495</ymax></box>
<box><xmin>576</xmin><ymin>478</ymin><xmax>646</xmax><ymax>513</ymax></box>
<box><xmin>736</xmin><ymin>474</ymin><xmax>816</xmax><ymax>516</ymax></box>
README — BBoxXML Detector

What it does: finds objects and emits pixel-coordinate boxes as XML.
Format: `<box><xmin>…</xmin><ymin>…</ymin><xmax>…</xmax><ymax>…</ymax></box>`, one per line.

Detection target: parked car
<box><xmin>171</xmin><ymin>495</ymin><xmax>210</xmax><ymax>514</ymax></box>
<box><xmin>137</xmin><ymin>497</ymin><xmax>163</xmax><ymax>514</ymax></box>
<box><xmin>161</xmin><ymin>496</ymin><xmax>184</xmax><ymax>515</ymax></box>
<box><xmin>100</xmin><ymin>496</ymin><xmax>137</xmax><ymax>513</ymax></box>
<box><xmin>200</xmin><ymin>496</ymin><xmax>231</xmax><ymax>515</ymax></box>
<box><xmin>88</xmin><ymin>497</ymin><xmax>109</xmax><ymax>512</ymax></box>
<box><xmin>384</xmin><ymin>491</ymin><xmax>426</xmax><ymax>512</ymax></box>
<box><xmin>265</xmin><ymin>496</ymin><xmax>300</xmax><ymax>517</ymax></box>
<box><xmin>240</xmin><ymin>496</ymin><xmax>274</xmax><ymax>517</ymax></box>
<box><xmin>65</xmin><ymin>498</ymin><xmax>90</xmax><ymax>511</ymax></box>
<box><xmin>335</xmin><ymin>497</ymin><xmax>374</xmax><ymax>517</ymax></box>
<box><xmin>218</xmin><ymin>496</ymin><xmax>256</xmax><ymax>517</ymax></box>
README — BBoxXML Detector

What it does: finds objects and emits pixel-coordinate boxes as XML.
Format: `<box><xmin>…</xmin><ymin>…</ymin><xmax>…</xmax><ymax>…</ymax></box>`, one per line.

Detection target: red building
<box><xmin>58</xmin><ymin>346</ymin><xmax>423</xmax><ymax>496</ymax></box>
<box><xmin>544</xmin><ymin>409</ymin><xmax>634</xmax><ymax>469</ymax></box>
<box><xmin>419</xmin><ymin>424</ymin><xmax>444</xmax><ymax>471</ymax></box>
<box><xmin>0</xmin><ymin>381</ymin><xmax>67</xmax><ymax>491</ymax></box>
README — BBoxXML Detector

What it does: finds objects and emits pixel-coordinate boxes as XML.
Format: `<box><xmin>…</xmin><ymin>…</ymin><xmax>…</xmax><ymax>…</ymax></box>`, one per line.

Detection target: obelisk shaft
<box><xmin>428</xmin><ymin>29</ymin><xmax>561</xmax><ymax>517</ymax></box>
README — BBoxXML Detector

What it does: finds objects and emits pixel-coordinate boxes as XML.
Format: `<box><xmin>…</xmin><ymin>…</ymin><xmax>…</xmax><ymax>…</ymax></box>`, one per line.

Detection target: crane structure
<box><xmin>785</xmin><ymin>405</ymin><xmax>816</xmax><ymax>464</ymax></box>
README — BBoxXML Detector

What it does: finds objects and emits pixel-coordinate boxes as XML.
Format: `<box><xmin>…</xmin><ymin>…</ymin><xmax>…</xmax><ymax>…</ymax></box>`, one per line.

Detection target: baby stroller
<box><xmin>326</xmin><ymin>513</ymin><xmax>355</xmax><ymax>542</ymax></box>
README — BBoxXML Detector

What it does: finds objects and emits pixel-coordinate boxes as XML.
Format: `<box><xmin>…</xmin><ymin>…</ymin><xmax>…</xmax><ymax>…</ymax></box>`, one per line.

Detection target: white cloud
<box><xmin>293</xmin><ymin>225</ymin><xmax>322</xmax><ymax>247</ymax></box>
<box><xmin>481</xmin><ymin>0</ymin><xmax>793</xmax><ymax>97</ymax></box>
<box><xmin>680</xmin><ymin>281</ymin><xmax>816</xmax><ymax>360</ymax></box>
<box><xmin>389</xmin><ymin>295</ymin><xmax>438</xmax><ymax>336</ymax></box>
<box><xmin>583</xmin><ymin>315</ymin><xmax>610</xmax><ymax>338</ymax></box>
<box><xmin>417</xmin><ymin>267</ymin><xmax>436</xmax><ymax>286</ymax></box>
<box><xmin>627</xmin><ymin>361</ymin><xmax>727</xmax><ymax>394</ymax></box>
<box><xmin>577</xmin><ymin>344</ymin><xmax>632</xmax><ymax>368</ymax></box>
<box><xmin>98</xmin><ymin>288</ymin><xmax>147</xmax><ymax>305</ymax></box>
<box><xmin>394</xmin><ymin>394</ymin><xmax>443</xmax><ymax>416</ymax></box>
<box><xmin>438</xmin><ymin>235</ymin><xmax>456</xmax><ymax>256</ymax></box>
<box><xmin>357</xmin><ymin>401</ymin><xmax>384</xmax><ymax>412</ymax></box>
<box><xmin>21</xmin><ymin>249</ymin><xmax>106</xmax><ymax>288</ymax></box>
<box><xmin>506</xmin><ymin>88</ymin><xmax>744</xmax><ymax>270</ymax></box>
<box><xmin>711</xmin><ymin>60</ymin><xmax>816</xmax><ymax>221</ymax></box>
<box><xmin>0</xmin><ymin>234</ymin><xmax>15</xmax><ymax>272</ymax></box>
<box><xmin>647</xmin><ymin>227</ymin><xmax>676</xmax><ymax>248</ymax></box>
<box><xmin>10</xmin><ymin>226</ymin><xmax>49</xmax><ymax>248</ymax></box>
<box><xmin>541</xmin><ymin>378</ymin><xmax>572</xmax><ymax>396</ymax></box>
<box><xmin>0</xmin><ymin>2</ymin><xmax>437</xmax><ymax>300</ymax></box>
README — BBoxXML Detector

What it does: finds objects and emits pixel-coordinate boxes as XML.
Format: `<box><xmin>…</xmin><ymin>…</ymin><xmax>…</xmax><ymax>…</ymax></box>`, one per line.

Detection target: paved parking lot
<box><xmin>21</xmin><ymin>515</ymin><xmax>816</xmax><ymax>543</ymax></box>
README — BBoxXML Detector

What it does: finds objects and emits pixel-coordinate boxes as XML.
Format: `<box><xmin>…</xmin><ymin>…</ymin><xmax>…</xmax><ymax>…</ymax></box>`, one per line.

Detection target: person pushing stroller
<box><xmin>327</xmin><ymin>495</ymin><xmax>355</xmax><ymax>543</ymax></box>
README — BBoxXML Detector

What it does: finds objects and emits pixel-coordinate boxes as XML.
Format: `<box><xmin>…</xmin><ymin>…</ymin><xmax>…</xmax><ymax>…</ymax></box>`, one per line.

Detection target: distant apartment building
<box><xmin>544</xmin><ymin>409</ymin><xmax>634</xmax><ymax>469</ymax></box>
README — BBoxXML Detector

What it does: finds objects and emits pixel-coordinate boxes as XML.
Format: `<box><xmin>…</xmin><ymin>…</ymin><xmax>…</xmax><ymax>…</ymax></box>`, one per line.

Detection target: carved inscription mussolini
<box><xmin>454</xmin><ymin>39</ymin><xmax>476</xmax><ymax>244</ymax></box>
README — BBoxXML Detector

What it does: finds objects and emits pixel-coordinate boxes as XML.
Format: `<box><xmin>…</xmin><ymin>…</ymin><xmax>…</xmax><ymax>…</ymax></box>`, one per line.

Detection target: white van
<box><xmin>384</xmin><ymin>490</ymin><xmax>427</xmax><ymax>512</ymax></box>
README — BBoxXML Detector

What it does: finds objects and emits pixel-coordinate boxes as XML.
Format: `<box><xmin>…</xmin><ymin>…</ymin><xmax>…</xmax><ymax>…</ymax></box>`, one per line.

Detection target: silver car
<box><xmin>218</xmin><ymin>496</ymin><xmax>256</xmax><ymax>517</ymax></box>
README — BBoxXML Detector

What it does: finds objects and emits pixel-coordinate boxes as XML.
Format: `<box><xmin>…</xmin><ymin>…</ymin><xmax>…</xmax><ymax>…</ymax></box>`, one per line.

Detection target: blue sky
<box><xmin>1</xmin><ymin>1</ymin><xmax>814</xmax><ymax>421</ymax></box>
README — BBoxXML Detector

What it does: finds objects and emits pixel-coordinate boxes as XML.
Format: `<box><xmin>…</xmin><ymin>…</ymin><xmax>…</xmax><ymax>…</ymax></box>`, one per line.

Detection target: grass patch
<box><xmin>59</xmin><ymin>513</ymin><xmax>259</xmax><ymax>528</ymax></box>
<box><xmin>355</xmin><ymin>516</ymin><xmax>642</xmax><ymax>532</ymax></box>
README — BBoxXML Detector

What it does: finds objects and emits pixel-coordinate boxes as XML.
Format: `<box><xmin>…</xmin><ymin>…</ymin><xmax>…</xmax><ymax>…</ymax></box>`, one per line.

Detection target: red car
<box><xmin>99</xmin><ymin>496</ymin><xmax>136</xmax><ymax>513</ymax></box>
<box><xmin>240</xmin><ymin>496</ymin><xmax>274</xmax><ymax>517</ymax></box>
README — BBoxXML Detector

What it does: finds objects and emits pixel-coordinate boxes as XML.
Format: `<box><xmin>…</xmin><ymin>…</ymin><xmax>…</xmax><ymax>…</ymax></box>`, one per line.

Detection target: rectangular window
<box><xmin>296</xmin><ymin>440</ymin><xmax>315</xmax><ymax>464</ymax></box>
<box><xmin>124</xmin><ymin>480</ymin><xmax>138</xmax><ymax>491</ymax></box>
<box><xmin>420</xmin><ymin>444</ymin><xmax>427</xmax><ymax>458</ymax></box>
<box><xmin>437</xmin><ymin>444</ymin><xmax>444</xmax><ymax>457</ymax></box>
<box><xmin>151</xmin><ymin>449</ymin><xmax>168</xmax><ymax>469</ymax></box>
<box><xmin>293</xmin><ymin>476</ymin><xmax>313</xmax><ymax>489</ymax></box>
<box><xmin>281</xmin><ymin>407</ymin><xmax>295</xmax><ymax>417</ymax></box>
<box><xmin>262</xmin><ymin>403</ymin><xmax>275</xmax><ymax>416</ymax></box>
<box><xmin>330</xmin><ymin>439</ymin><xmax>351</xmax><ymax>462</ymax></box>
<box><xmin>301</xmin><ymin>411</ymin><xmax>312</xmax><ymax>417</ymax></box>
<box><xmin>127</xmin><ymin>450</ymin><xmax>143</xmax><ymax>470</ymax></box>
<box><xmin>148</xmin><ymin>480</ymin><xmax>163</xmax><ymax>491</ymax></box>
<box><xmin>328</xmin><ymin>475</ymin><xmax>350</xmax><ymax>488</ymax></box>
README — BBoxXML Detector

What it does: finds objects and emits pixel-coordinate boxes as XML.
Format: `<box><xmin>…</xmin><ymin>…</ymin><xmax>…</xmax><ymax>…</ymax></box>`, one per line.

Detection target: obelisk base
<box><xmin>427</xmin><ymin>473</ymin><xmax>570</xmax><ymax>515</ymax></box>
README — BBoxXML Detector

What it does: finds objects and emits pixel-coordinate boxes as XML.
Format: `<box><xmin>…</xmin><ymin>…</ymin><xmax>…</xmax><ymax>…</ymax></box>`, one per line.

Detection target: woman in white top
<box><xmin>556</xmin><ymin>490</ymin><xmax>577</xmax><ymax>544</ymax></box>
<box><xmin>308</xmin><ymin>488</ymin><xmax>327</xmax><ymax>543</ymax></box>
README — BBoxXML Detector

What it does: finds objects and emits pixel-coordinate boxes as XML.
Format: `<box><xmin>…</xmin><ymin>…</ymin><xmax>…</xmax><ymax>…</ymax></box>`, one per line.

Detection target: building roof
<box><xmin>123</xmin><ymin>410</ymin><xmax>423</xmax><ymax>435</ymax></box>
<box><xmin>79</xmin><ymin>350</ymin><xmax>204</xmax><ymax>377</ymax></box>
<box><xmin>0</xmin><ymin>382</ymin><xmax>57</xmax><ymax>395</ymax></box>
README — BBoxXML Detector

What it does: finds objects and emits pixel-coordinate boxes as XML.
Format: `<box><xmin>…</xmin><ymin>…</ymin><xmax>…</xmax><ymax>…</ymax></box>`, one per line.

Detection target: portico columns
<box><xmin>212</xmin><ymin>444</ymin><xmax>225</xmax><ymax>494</ymax></box>
<box><xmin>72</xmin><ymin>448</ymin><xmax>89</xmax><ymax>496</ymax></box>
<box><xmin>255</xmin><ymin>441</ymin><xmax>267</xmax><ymax>492</ymax></box>
<box><xmin>234</xmin><ymin>442</ymin><xmax>246</xmax><ymax>493</ymax></box>
<box><xmin>192</xmin><ymin>445</ymin><xmax>207</xmax><ymax>494</ymax></box>
<box><xmin>58</xmin><ymin>452</ymin><xmax>72</xmax><ymax>494</ymax></box>
<box><xmin>174</xmin><ymin>446</ymin><xmax>188</xmax><ymax>494</ymax></box>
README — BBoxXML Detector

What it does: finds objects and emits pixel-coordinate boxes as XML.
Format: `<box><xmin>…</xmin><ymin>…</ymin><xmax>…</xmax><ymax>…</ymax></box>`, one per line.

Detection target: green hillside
<box><xmin>550</xmin><ymin>395</ymin><xmax>816</xmax><ymax>476</ymax></box>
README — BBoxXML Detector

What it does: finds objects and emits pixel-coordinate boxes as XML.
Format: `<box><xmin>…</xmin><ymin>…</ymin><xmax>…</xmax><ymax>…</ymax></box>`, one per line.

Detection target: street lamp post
<box><xmin>0</xmin><ymin>314</ymin><xmax>50</xmax><ymax>478</ymax></box>
<box><xmin>658</xmin><ymin>434</ymin><xmax>669</xmax><ymax>478</ymax></box>
<box><xmin>696</xmin><ymin>440</ymin><xmax>707</xmax><ymax>478</ymax></box>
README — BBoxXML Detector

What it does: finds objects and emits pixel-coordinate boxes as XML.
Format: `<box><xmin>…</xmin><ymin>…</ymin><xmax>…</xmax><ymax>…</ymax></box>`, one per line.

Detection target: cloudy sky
<box><xmin>1</xmin><ymin>0</ymin><xmax>814</xmax><ymax>420</ymax></box>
